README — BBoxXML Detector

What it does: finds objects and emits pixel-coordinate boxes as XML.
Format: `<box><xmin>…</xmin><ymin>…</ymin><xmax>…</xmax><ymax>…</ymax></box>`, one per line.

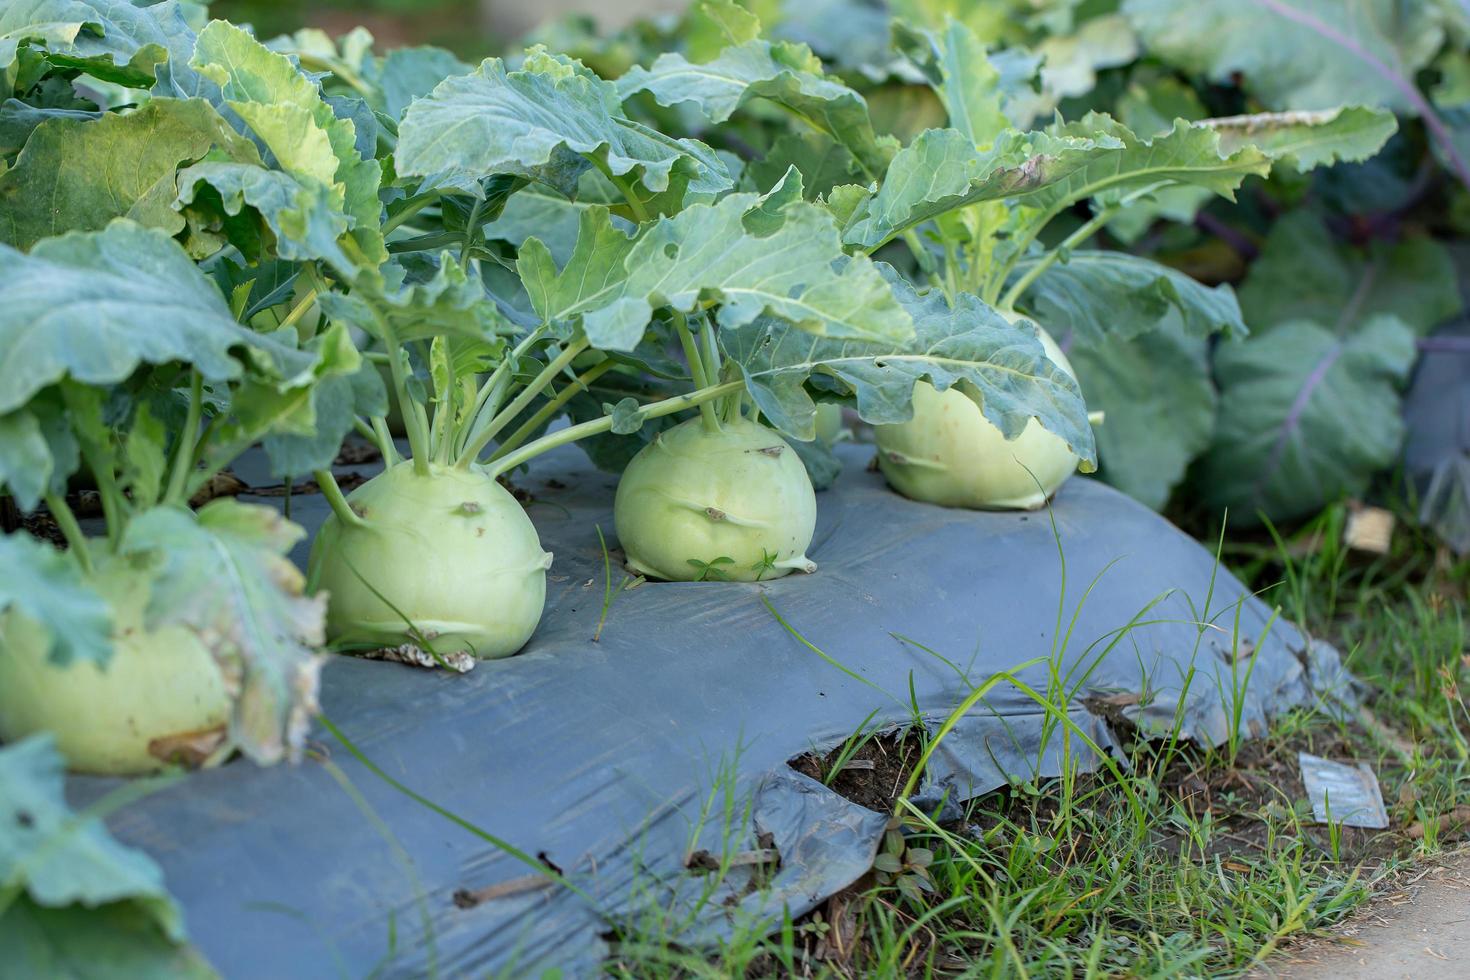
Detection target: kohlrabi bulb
<box><xmin>0</xmin><ymin>564</ymin><xmax>230</xmax><ymax>775</ymax></box>
<box><xmin>876</xmin><ymin>324</ymin><xmax>1081</xmax><ymax>510</ymax></box>
<box><xmin>308</xmin><ymin>461</ymin><xmax>552</xmax><ymax>659</ymax></box>
<box><xmin>614</xmin><ymin>417</ymin><xmax>817</xmax><ymax>582</ymax></box>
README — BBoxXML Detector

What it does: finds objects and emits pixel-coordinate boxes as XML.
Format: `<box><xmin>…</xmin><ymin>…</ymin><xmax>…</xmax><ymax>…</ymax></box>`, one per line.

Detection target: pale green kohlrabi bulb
<box><xmin>0</xmin><ymin>564</ymin><xmax>230</xmax><ymax>775</ymax></box>
<box><xmin>308</xmin><ymin>460</ymin><xmax>552</xmax><ymax>660</ymax></box>
<box><xmin>876</xmin><ymin>324</ymin><xmax>1081</xmax><ymax>510</ymax></box>
<box><xmin>614</xmin><ymin>416</ymin><xmax>817</xmax><ymax>582</ymax></box>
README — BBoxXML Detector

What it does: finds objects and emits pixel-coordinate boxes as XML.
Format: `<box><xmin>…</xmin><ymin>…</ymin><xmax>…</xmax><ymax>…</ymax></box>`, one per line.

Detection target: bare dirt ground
<box><xmin>1254</xmin><ymin>847</ymin><xmax>1470</xmax><ymax>979</ymax></box>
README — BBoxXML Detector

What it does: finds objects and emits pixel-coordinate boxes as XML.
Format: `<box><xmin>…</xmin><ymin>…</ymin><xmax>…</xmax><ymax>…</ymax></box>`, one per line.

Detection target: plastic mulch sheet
<box><xmin>69</xmin><ymin>444</ymin><xmax>1350</xmax><ymax>977</ymax></box>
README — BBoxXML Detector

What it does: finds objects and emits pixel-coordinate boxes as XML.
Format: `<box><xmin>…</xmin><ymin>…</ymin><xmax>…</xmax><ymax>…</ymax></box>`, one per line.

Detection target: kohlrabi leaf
<box><xmin>1123</xmin><ymin>0</ymin><xmax>1446</xmax><ymax>115</ymax></box>
<box><xmin>175</xmin><ymin>162</ymin><xmax>354</xmax><ymax>271</ymax></box>
<box><xmin>0</xmin><ymin>898</ymin><xmax>215</xmax><ymax>980</ymax></box>
<box><xmin>321</xmin><ymin>254</ymin><xmax>511</xmax><ymax>345</ymax></box>
<box><xmin>0</xmin><ymin>97</ymin><xmax>257</xmax><ymax>250</ymax></box>
<box><xmin>1013</xmin><ymin>250</ymin><xmax>1247</xmax><ymax>346</ymax></box>
<box><xmin>395</xmin><ymin>48</ymin><xmax>732</xmax><ymax>213</ymax></box>
<box><xmin>191</xmin><ymin>20</ymin><xmax>386</xmax><ymax>269</ymax></box>
<box><xmin>0</xmin><ymin>735</ymin><xmax>212</xmax><ymax>980</ymax></box>
<box><xmin>0</xmin><ymin>396</ymin><xmax>78</xmax><ymax>512</ymax></box>
<box><xmin>0</xmin><ymin>735</ymin><xmax>184</xmax><ymax>938</ymax></box>
<box><xmin>1035</xmin><ymin>115</ymin><xmax>1272</xmax><ymax>213</ymax></box>
<box><xmin>615</xmin><ymin>36</ymin><xmax>896</xmax><ymax>176</ymax></box>
<box><xmin>0</xmin><ymin>220</ymin><xmax>311</xmax><ymax>415</ymax></box>
<box><xmin>842</xmin><ymin>127</ymin><xmax>1114</xmax><ymax>249</ymax></box>
<box><xmin>1239</xmin><ymin>211</ymin><xmax>1462</xmax><ymax>336</ymax></box>
<box><xmin>481</xmin><ymin>183</ymin><xmax>632</xmax><ymax>265</ymax></box>
<box><xmin>0</xmin><ymin>533</ymin><xmax>111</xmax><ymax>666</ymax></box>
<box><xmin>259</xmin><ymin>333</ymin><xmax>386</xmax><ymax>478</ymax></box>
<box><xmin>1068</xmin><ymin>324</ymin><xmax>1218</xmax><ymax>511</ymax></box>
<box><xmin>520</xmin><ymin>172</ymin><xmax>914</xmax><ymax>350</ymax></box>
<box><xmin>746</xmin><ymin>132</ymin><xmax>863</xmax><ymax>201</ymax></box>
<box><xmin>1203</xmin><ymin>106</ymin><xmax>1399</xmax><ymax>171</ymax></box>
<box><xmin>723</xmin><ymin>273</ymin><xmax>1096</xmax><ymax>468</ymax></box>
<box><xmin>1197</xmin><ymin>316</ymin><xmax>1418</xmax><ymax>523</ymax></box>
<box><xmin>0</xmin><ymin>0</ymin><xmax>189</xmax><ymax>86</ymax></box>
<box><xmin>1014</xmin><ymin>14</ymin><xmax>1139</xmax><ymax>124</ymax></box>
<box><xmin>121</xmin><ymin>500</ymin><xmax>326</xmax><ymax>766</ymax></box>
<box><xmin>891</xmin><ymin>18</ymin><xmax>1034</xmax><ymax>143</ymax></box>
<box><xmin>376</xmin><ymin>44</ymin><xmax>471</xmax><ymax>119</ymax></box>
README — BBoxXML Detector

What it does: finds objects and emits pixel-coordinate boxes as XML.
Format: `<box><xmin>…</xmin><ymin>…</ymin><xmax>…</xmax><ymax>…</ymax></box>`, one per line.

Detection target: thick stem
<box><xmin>44</xmin><ymin>494</ymin><xmax>94</xmax><ymax>575</ymax></box>
<box><xmin>163</xmin><ymin>371</ymin><xmax>204</xmax><ymax>507</ymax></box>
<box><xmin>673</xmin><ymin>311</ymin><xmax>720</xmax><ymax>433</ymax></box>
<box><xmin>456</xmin><ymin>338</ymin><xmax>590</xmax><ymax>467</ymax></box>
<box><xmin>277</xmin><ymin>288</ymin><xmax>319</xmax><ymax>333</ymax></box>
<box><xmin>314</xmin><ymin>470</ymin><xmax>367</xmax><ymax>528</ymax></box>
<box><xmin>487</xmin><ymin>381</ymin><xmax>745</xmax><ymax>480</ymax></box>
<box><xmin>489</xmin><ymin>358</ymin><xmax>616</xmax><ymax>462</ymax></box>
<box><xmin>600</xmin><ymin>164</ymin><xmax>652</xmax><ymax>224</ymax></box>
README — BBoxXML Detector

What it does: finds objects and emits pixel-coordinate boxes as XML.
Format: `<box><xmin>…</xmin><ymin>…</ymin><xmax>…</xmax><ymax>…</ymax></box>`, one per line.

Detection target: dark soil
<box><xmin>789</xmin><ymin>729</ymin><xmax>926</xmax><ymax>814</ymax></box>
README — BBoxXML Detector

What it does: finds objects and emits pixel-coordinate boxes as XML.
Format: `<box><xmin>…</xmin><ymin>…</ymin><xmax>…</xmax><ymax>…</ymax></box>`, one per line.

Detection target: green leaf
<box><xmin>259</xmin><ymin>338</ymin><xmax>385</xmax><ymax>479</ymax></box>
<box><xmin>119</xmin><ymin>402</ymin><xmax>167</xmax><ymax>509</ymax></box>
<box><xmin>0</xmin><ymin>220</ymin><xmax>311</xmax><ymax>415</ymax></box>
<box><xmin>175</xmin><ymin>161</ymin><xmax>354</xmax><ymax>272</ymax></box>
<box><xmin>1014</xmin><ymin>250</ymin><xmax>1247</xmax><ymax>346</ymax></box>
<box><xmin>1198</xmin><ymin>316</ymin><xmax>1418</xmax><ymax>523</ymax></box>
<box><xmin>0</xmin><ymin>97</ymin><xmax>257</xmax><ymax>250</ymax></box>
<box><xmin>120</xmin><ymin>501</ymin><xmax>326</xmax><ymax>765</ymax></box>
<box><xmin>482</xmin><ymin>182</ymin><xmax>633</xmax><ymax>266</ymax></box>
<box><xmin>191</xmin><ymin>20</ymin><xmax>385</xmax><ymax>269</ymax></box>
<box><xmin>723</xmin><ymin>272</ymin><xmax>1096</xmax><ymax>467</ymax></box>
<box><xmin>0</xmin><ymin>0</ymin><xmax>186</xmax><ymax>86</ymax></box>
<box><xmin>1068</xmin><ymin>325</ymin><xmax>1218</xmax><ymax>511</ymax></box>
<box><xmin>892</xmin><ymin>18</ymin><xmax>1027</xmax><ymax>144</ymax></box>
<box><xmin>1204</xmin><ymin>106</ymin><xmax>1399</xmax><ymax>171</ymax></box>
<box><xmin>396</xmin><ymin>48</ymin><xmax>732</xmax><ymax>212</ymax></box>
<box><xmin>0</xmin><ymin>736</ymin><xmax>179</xmax><ymax>936</ymax></box>
<box><xmin>615</xmin><ymin>36</ymin><xmax>896</xmax><ymax>176</ymax></box>
<box><xmin>747</xmin><ymin>131</ymin><xmax>862</xmax><ymax>202</ymax></box>
<box><xmin>0</xmin><ymin>898</ymin><xmax>215</xmax><ymax>980</ymax></box>
<box><xmin>0</xmin><ymin>409</ymin><xmax>52</xmax><ymax>511</ymax></box>
<box><xmin>1239</xmin><ymin>212</ymin><xmax>1463</xmax><ymax>336</ymax></box>
<box><xmin>0</xmin><ymin>533</ymin><xmax>111</xmax><ymax>666</ymax></box>
<box><xmin>1123</xmin><ymin>0</ymin><xmax>1446</xmax><ymax>114</ymax></box>
<box><xmin>521</xmin><ymin>174</ymin><xmax>914</xmax><ymax>350</ymax></box>
<box><xmin>842</xmin><ymin>126</ymin><xmax>1134</xmax><ymax>250</ymax></box>
<box><xmin>320</xmin><ymin>254</ymin><xmax>510</xmax><ymax>345</ymax></box>
<box><xmin>376</xmin><ymin>44</ymin><xmax>471</xmax><ymax>120</ymax></box>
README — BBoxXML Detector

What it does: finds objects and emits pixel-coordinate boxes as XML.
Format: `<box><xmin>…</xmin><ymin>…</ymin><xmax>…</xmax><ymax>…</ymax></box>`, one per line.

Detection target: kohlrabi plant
<box><xmin>0</xmin><ymin>222</ymin><xmax>339</xmax><ymax>775</ymax></box>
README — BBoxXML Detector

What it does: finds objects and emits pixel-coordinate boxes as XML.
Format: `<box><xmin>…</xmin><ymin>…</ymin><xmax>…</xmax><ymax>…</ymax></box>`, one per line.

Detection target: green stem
<box><xmin>700</xmin><ymin>315</ymin><xmax>722</xmax><ymax>380</ymax></box>
<box><xmin>458</xmin><ymin>326</ymin><xmax>552</xmax><ymax>455</ymax></box>
<box><xmin>382</xmin><ymin>192</ymin><xmax>441</xmax><ymax>236</ymax></box>
<box><xmin>673</xmin><ymin>311</ymin><xmax>720</xmax><ymax>433</ymax></box>
<box><xmin>163</xmin><ymin>371</ymin><xmax>204</xmax><ymax>507</ymax></box>
<box><xmin>371</xmin><ymin>417</ymin><xmax>401</xmax><ymax>467</ymax></box>
<box><xmin>277</xmin><ymin>288</ymin><xmax>318</xmax><ymax>334</ymax></box>
<box><xmin>999</xmin><ymin>205</ymin><xmax>1120</xmax><ymax>312</ymax></box>
<box><xmin>488</xmin><ymin>380</ymin><xmax>745</xmax><ymax>480</ymax></box>
<box><xmin>459</xmin><ymin>197</ymin><xmax>486</xmax><ymax>265</ymax></box>
<box><xmin>489</xmin><ymin>358</ymin><xmax>616</xmax><ymax>462</ymax></box>
<box><xmin>379</xmin><ymin>318</ymin><xmax>431</xmax><ymax>474</ymax></box>
<box><xmin>597</xmin><ymin>160</ymin><xmax>652</xmax><ymax>224</ymax></box>
<box><xmin>314</xmin><ymin>470</ymin><xmax>367</xmax><ymax>528</ymax></box>
<box><xmin>455</xmin><ymin>338</ymin><xmax>590</xmax><ymax>467</ymax></box>
<box><xmin>44</xmin><ymin>494</ymin><xmax>93</xmax><ymax>575</ymax></box>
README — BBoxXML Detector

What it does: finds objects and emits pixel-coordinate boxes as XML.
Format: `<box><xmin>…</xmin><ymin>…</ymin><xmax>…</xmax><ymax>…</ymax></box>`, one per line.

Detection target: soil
<box><xmin>789</xmin><ymin>728</ymin><xmax>925</xmax><ymax>814</ymax></box>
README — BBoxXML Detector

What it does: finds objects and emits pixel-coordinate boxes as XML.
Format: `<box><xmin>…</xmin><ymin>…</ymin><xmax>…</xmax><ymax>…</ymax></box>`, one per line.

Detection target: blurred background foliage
<box><xmin>213</xmin><ymin>0</ymin><xmax>679</xmax><ymax>54</ymax></box>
